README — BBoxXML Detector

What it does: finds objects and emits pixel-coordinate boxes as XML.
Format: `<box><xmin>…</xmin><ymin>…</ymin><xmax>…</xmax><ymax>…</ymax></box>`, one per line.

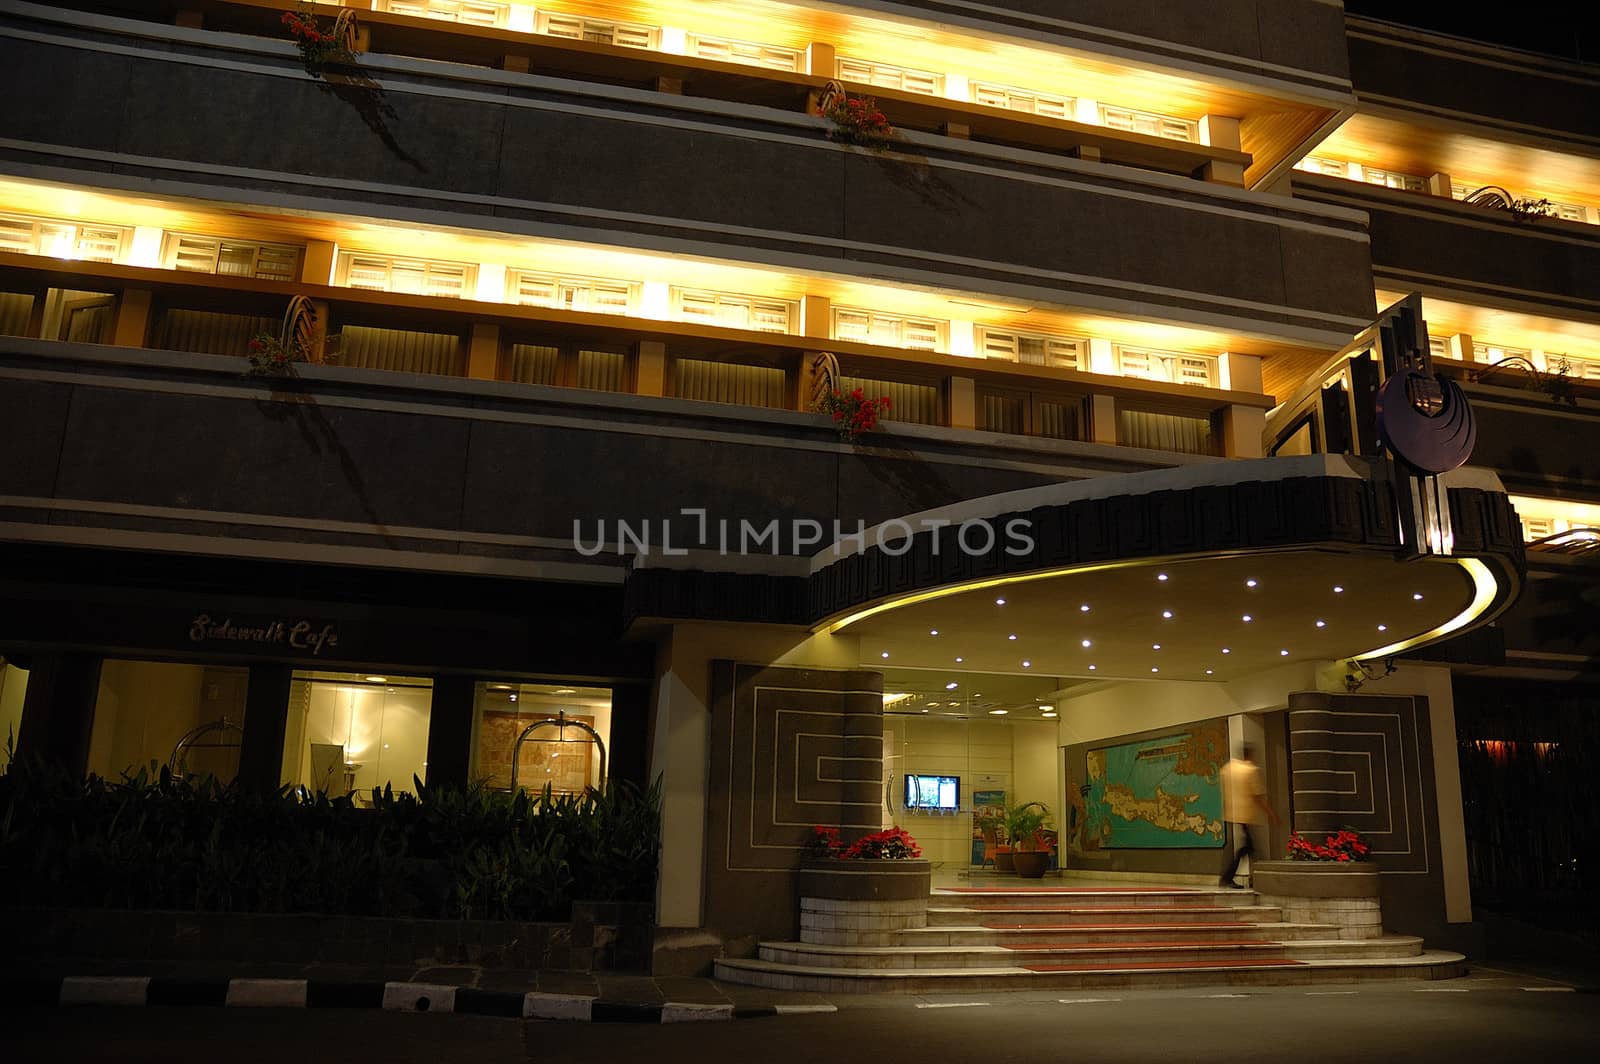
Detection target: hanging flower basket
<box><xmin>245</xmin><ymin>333</ymin><xmax>309</xmax><ymax>377</ymax></box>
<box><xmin>825</xmin><ymin>95</ymin><xmax>895</xmax><ymax>151</ymax></box>
<box><xmin>815</xmin><ymin>386</ymin><xmax>891</xmax><ymax>441</ymax></box>
<box><xmin>281</xmin><ymin>6</ymin><xmax>358</xmax><ymax>78</ymax></box>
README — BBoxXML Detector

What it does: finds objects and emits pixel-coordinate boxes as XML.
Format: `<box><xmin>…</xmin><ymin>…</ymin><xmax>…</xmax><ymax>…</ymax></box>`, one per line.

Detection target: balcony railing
<box><xmin>0</xmin><ymin>253</ymin><xmax>1270</xmax><ymax>458</ymax></box>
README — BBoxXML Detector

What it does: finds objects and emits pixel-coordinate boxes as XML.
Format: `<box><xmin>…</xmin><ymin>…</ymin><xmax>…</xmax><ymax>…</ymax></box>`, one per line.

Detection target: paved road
<box><xmin>7</xmin><ymin>969</ymin><xmax>1596</xmax><ymax>1064</ymax></box>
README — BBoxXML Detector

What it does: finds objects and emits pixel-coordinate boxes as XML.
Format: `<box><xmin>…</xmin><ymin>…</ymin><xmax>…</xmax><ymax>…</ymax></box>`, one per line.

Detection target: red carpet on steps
<box><xmin>981</xmin><ymin>921</ymin><xmax>1253</xmax><ymax>930</ymax></box>
<box><xmin>1002</xmin><ymin>940</ymin><xmax>1278</xmax><ymax>951</ymax></box>
<box><xmin>943</xmin><ymin>887</ymin><xmax>1198</xmax><ymax>893</ymax></box>
<box><xmin>1021</xmin><ymin>957</ymin><xmax>1304</xmax><ymax>972</ymax></box>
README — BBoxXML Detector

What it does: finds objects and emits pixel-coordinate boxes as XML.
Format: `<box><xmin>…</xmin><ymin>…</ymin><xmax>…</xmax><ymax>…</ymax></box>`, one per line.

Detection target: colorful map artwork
<box><xmin>1082</xmin><ymin>723</ymin><xmax>1226</xmax><ymax>849</ymax></box>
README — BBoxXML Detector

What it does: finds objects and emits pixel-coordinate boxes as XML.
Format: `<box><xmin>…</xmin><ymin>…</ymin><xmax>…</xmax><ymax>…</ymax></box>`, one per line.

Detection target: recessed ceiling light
<box><xmin>1041</xmin><ymin>711</ymin><xmax>1057</xmax><ymax>718</ymax></box>
<box><xmin>1413</xmin><ymin>593</ymin><xmax>1424</xmax><ymax>601</ymax></box>
<box><xmin>926</xmin><ymin>701</ymin><xmax>938</xmax><ymax>707</ymax></box>
<box><xmin>1008</xmin><ymin>634</ymin><xmax>1017</xmax><ymax>641</ymax></box>
<box><xmin>489</xmin><ymin>683</ymin><xmax>514</xmax><ymax>691</ymax></box>
<box><xmin>1378</xmin><ymin>624</ymin><xmax>1388</xmax><ymax>632</ymax></box>
<box><xmin>1039</xmin><ymin>704</ymin><xmax>1052</xmax><ymax>711</ymax></box>
<box><xmin>1080</xmin><ymin>604</ymin><xmax>1091</xmax><ymax>612</ymax></box>
<box><xmin>921</xmin><ymin>709</ymin><xmax>930</xmax><ymax>713</ymax></box>
<box><xmin>1081</xmin><ymin>639</ymin><xmax>1092</xmax><ymax>648</ymax></box>
<box><xmin>947</xmin><ymin>701</ymin><xmax>960</xmax><ymax>707</ymax></box>
<box><xmin>930</xmin><ymin>629</ymin><xmax>939</xmax><ymax>636</ymax></box>
<box><xmin>1205</xmin><ymin>669</ymin><xmax>1214</xmax><ymax>675</ymax></box>
<box><xmin>1151</xmin><ymin>667</ymin><xmax>1159</xmax><ymax>673</ymax></box>
<box><xmin>881</xmin><ymin>651</ymin><xmax>890</xmax><ymax>658</ymax></box>
<box><xmin>946</xmin><ymin>682</ymin><xmax>959</xmax><ymax>690</ymax></box>
<box><xmin>1246</xmin><ymin>579</ymin><xmax>1258</xmax><ymax>588</ymax></box>
<box><xmin>1242</xmin><ymin>615</ymin><xmax>1253</xmax><ymax>623</ymax></box>
<box><xmin>554</xmin><ymin>688</ymin><xmax>577</xmax><ymax>695</ymax></box>
<box><xmin>1022</xmin><ymin>660</ymin><xmax>1032</xmax><ymax>668</ymax></box>
<box><xmin>996</xmin><ymin>597</ymin><xmax>1007</xmax><ymax>606</ymax></box>
<box><xmin>1152</xmin><ymin>643</ymin><xmax>1162</xmax><ymax>650</ymax></box>
<box><xmin>1162</xmin><ymin>610</ymin><xmax>1173</xmax><ymax>619</ymax></box>
<box><xmin>509</xmin><ymin>694</ymin><xmax>518</xmax><ymax>702</ymax></box>
<box><xmin>365</xmin><ymin>676</ymin><xmax>386</xmax><ymax>683</ymax></box>
<box><xmin>955</xmin><ymin>656</ymin><xmax>964</xmax><ymax>663</ymax></box>
<box><xmin>1315</xmin><ymin>620</ymin><xmax>1326</xmax><ymax>628</ymax></box>
<box><xmin>1333</xmin><ymin>585</ymin><xmax>1345</xmax><ymax>593</ymax></box>
<box><xmin>1088</xmin><ymin>664</ymin><xmax>1097</xmax><ymax>671</ymax></box>
<box><xmin>1280</xmin><ymin>649</ymin><xmax>1290</xmax><ymax>656</ymax></box>
<box><xmin>989</xmin><ymin>708</ymin><xmax>1008</xmax><ymax>716</ymax></box>
<box><xmin>1157</xmin><ymin>573</ymin><xmax>1169</xmax><ymax>582</ymax></box>
<box><xmin>1222</xmin><ymin>648</ymin><xmax>1231</xmax><ymax>654</ymax></box>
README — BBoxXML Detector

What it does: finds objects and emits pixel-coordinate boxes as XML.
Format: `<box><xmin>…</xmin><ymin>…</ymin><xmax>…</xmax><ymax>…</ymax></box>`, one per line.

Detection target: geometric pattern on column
<box><xmin>716</xmin><ymin>662</ymin><xmax>884</xmax><ymax>873</ymax></box>
<box><xmin>1287</xmin><ymin>693</ymin><xmax>1432</xmax><ymax>874</ymax></box>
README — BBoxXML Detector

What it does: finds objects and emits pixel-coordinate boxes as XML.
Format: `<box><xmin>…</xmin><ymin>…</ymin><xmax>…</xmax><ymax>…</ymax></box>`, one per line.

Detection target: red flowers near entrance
<box><xmin>1286</xmin><ymin>827</ymin><xmax>1372</xmax><ymax>862</ymax></box>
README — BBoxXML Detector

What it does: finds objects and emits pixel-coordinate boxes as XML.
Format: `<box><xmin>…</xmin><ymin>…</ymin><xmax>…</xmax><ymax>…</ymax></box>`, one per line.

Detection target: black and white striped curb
<box><xmin>1</xmin><ymin>977</ymin><xmax>838</xmax><ymax>1022</ymax></box>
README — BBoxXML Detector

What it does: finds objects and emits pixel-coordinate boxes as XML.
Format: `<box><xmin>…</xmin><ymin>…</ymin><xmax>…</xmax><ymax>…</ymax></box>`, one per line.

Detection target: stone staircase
<box><xmin>714</xmin><ymin>886</ymin><xmax>1466</xmax><ymax>993</ymax></box>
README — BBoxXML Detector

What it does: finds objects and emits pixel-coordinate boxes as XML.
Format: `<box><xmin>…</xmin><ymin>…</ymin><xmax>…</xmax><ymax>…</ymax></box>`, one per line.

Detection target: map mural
<box><xmin>1081</xmin><ymin>723</ymin><xmax>1226</xmax><ymax>849</ymax></box>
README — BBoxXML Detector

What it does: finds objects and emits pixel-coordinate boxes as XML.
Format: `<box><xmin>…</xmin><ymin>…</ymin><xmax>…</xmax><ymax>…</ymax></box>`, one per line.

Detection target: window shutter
<box><xmin>1098</xmin><ymin>105</ymin><xmax>1196</xmax><ymax>143</ymax></box>
<box><xmin>901</xmin><ymin>318</ymin><xmax>941</xmax><ymax>350</ymax></box>
<box><xmin>689</xmin><ymin>35</ymin><xmax>800</xmax><ymax>71</ymax></box>
<box><xmin>381</xmin><ymin>0</ymin><xmax>507</xmax><ymax>26</ymax></box>
<box><xmin>833</xmin><ymin>309</ymin><xmax>872</xmax><ymax>343</ymax></box>
<box><xmin>971</xmin><ymin>82</ymin><xmax>1073</xmax><ymax>119</ymax></box>
<box><xmin>1522</xmin><ymin>516</ymin><xmax>1556</xmax><ymax>541</ymax></box>
<box><xmin>0</xmin><ymin>213</ymin><xmax>128</xmax><ymax>262</ymax></box>
<box><xmin>836</xmin><ymin>57</ymin><xmax>942</xmax><ymax>95</ymax></box>
<box><xmin>1177</xmin><ymin>356</ymin><xmax>1214</xmax><ymax>387</ymax></box>
<box><xmin>340</xmin><ymin>253</ymin><xmax>473</xmax><ymax>298</ymax></box>
<box><xmin>171</xmin><ymin>234</ymin><xmax>302</xmax><ymax>281</ymax></box>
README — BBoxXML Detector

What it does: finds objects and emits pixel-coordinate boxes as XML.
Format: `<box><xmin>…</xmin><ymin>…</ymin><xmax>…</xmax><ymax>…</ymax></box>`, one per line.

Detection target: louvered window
<box><xmin>1098</xmin><ymin>104</ymin><xmax>1196</xmax><ymax>142</ymax></box>
<box><xmin>377</xmin><ymin>0</ymin><xmax>507</xmax><ymax>25</ymax></box>
<box><xmin>1362</xmin><ymin>166</ymin><xmax>1425</xmax><ymax>193</ymax></box>
<box><xmin>1295</xmin><ymin>156</ymin><xmax>1350</xmax><ymax>179</ymax></box>
<box><xmin>507</xmin><ymin>271</ymin><xmax>636</xmax><ymax>314</ymax></box>
<box><xmin>971</xmin><ymin>82</ymin><xmax>1072</xmax><ymax>119</ymax></box>
<box><xmin>167</xmin><ymin>234</ymin><xmax>301</xmax><ymax>282</ymax></box>
<box><xmin>1521</xmin><ymin>515</ymin><xmax>1557</xmax><ymax>541</ymax></box>
<box><xmin>1115</xmin><ymin>346</ymin><xmax>1217</xmax><ymax>387</ymax></box>
<box><xmin>978</xmin><ymin>328</ymin><xmax>1084</xmax><ymax>369</ymax></box>
<box><xmin>838</xmin><ymin>375</ymin><xmax>940</xmax><ymax>425</ymax></box>
<box><xmin>339</xmin><ymin>253</ymin><xmax>474</xmax><ymax>299</ymax></box>
<box><xmin>1471</xmin><ymin>342</ymin><xmax>1530</xmax><ymax>365</ymax></box>
<box><xmin>1548</xmin><ymin>201</ymin><xmax>1589</xmax><ymax>223</ymax></box>
<box><xmin>833</xmin><ymin>308</ymin><xmax>943</xmax><ymax>351</ymax></box>
<box><xmin>674</xmin><ymin>289</ymin><xmax>795</xmax><ymax>333</ymax></box>
<box><xmin>538</xmin><ymin>12</ymin><xmax>658</xmax><ymax>49</ymax></box>
<box><xmin>0</xmin><ymin>213</ymin><xmax>128</xmax><ymax>263</ymax></box>
<box><xmin>836</xmin><ymin>57</ymin><xmax>942</xmax><ymax>96</ymax></box>
<box><xmin>688</xmin><ymin>34</ymin><xmax>801</xmax><ymax>71</ymax></box>
<box><xmin>675</xmin><ymin>358</ymin><xmax>788</xmax><ymax>408</ymax></box>
<box><xmin>1552</xmin><ymin>355</ymin><xmax>1600</xmax><ymax>381</ymax></box>
<box><xmin>1428</xmin><ymin>336</ymin><xmax>1449</xmax><ymax>360</ymax></box>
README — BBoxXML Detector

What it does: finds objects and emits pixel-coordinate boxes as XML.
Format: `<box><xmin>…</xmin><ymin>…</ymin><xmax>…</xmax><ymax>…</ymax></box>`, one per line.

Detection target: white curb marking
<box><xmin>772</xmin><ymin>1004</ymin><xmax>838</xmax><ymax>1015</ymax></box>
<box><xmin>1059</xmin><ymin>998</ymin><xmax>1120</xmax><ymax>1004</ymax></box>
<box><xmin>1307</xmin><ymin>991</ymin><xmax>1359</xmax><ymax>996</ymax></box>
<box><xmin>1522</xmin><ymin>987</ymin><xmax>1576</xmax><ymax>992</ymax></box>
<box><xmin>225</xmin><ymin>979</ymin><xmax>308</xmax><ymax>1007</ymax></box>
<box><xmin>60</xmin><ymin>976</ymin><xmax>149</xmax><ymax>1006</ymax></box>
<box><xmin>662</xmin><ymin>1003</ymin><xmax>735</xmax><ymax>1023</ymax></box>
<box><xmin>1412</xmin><ymin>987</ymin><xmax>1470</xmax><ymax>993</ymax></box>
<box><xmin>382</xmin><ymin>982</ymin><xmax>458</xmax><ymax>1013</ymax></box>
<box><xmin>916</xmin><ymin>1002</ymin><xmax>989</xmax><ymax>1009</ymax></box>
<box><xmin>522</xmin><ymin>993</ymin><xmax>594</xmax><ymax>1021</ymax></box>
<box><xmin>1205</xmin><ymin>994</ymin><xmax>1250</xmax><ymax>998</ymax></box>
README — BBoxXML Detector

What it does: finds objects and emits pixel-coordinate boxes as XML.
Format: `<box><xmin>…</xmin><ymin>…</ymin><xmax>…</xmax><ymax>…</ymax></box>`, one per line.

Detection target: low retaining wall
<box><xmin>7</xmin><ymin>903</ymin><xmax>654</xmax><ymax>972</ymax></box>
<box><xmin>1253</xmin><ymin>860</ymin><xmax>1383</xmax><ymax>940</ymax></box>
<box><xmin>798</xmin><ymin>860</ymin><xmax>930</xmax><ymax>946</ymax></box>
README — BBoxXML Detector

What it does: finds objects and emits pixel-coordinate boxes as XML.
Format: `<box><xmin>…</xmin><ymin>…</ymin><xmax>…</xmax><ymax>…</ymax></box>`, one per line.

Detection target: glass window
<box><xmin>1097</xmin><ymin>104</ymin><xmax>1197</xmax><ymax>142</ymax></box>
<box><xmin>688</xmin><ymin>34</ymin><xmax>801</xmax><ymax>71</ymax></box>
<box><xmin>971</xmin><ymin>82</ymin><xmax>1073</xmax><ymax>119</ymax></box>
<box><xmin>472</xmin><ymin>682</ymin><xmax>612</xmax><ymax>794</ymax></box>
<box><xmin>283</xmin><ymin>672</ymin><xmax>432</xmax><ymax>799</ymax></box>
<box><xmin>836</xmin><ymin>57</ymin><xmax>943</xmax><ymax>95</ymax></box>
<box><xmin>88</xmin><ymin>660</ymin><xmax>249</xmax><ymax>782</ymax></box>
<box><xmin>1115</xmin><ymin>346</ymin><xmax>1218</xmax><ymax>387</ymax></box>
<box><xmin>0</xmin><ymin>212</ymin><xmax>129</xmax><ymax>262</ymax></box>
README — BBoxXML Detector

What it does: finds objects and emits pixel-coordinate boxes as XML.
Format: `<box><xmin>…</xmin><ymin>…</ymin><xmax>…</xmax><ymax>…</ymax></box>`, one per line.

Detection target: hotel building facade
<box><xmin>0</xmin><ymin>1</ymin><xmax>1591</xmax><ymax>977</ymax></box>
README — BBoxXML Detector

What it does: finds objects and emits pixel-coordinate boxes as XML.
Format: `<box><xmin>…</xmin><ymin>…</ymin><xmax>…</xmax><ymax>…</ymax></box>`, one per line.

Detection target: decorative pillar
<box><xmin>112</xmin><ymin>289</ymin><xmax>153</xmax><ymax>348</ymax></box>
<box><xmin>634</xmin><ymin>340</ymin><xmax>667</xmax><ymax>397</ymax></box>
<box><xmin>467</xmin><ymin>323</ymin><xmax>501</xmax><ymax>381</ymax></box>
<box><xmin>1089</xmin><ymin>393</ymin><xmax>1118</xmax><ymax>445</ymax></box>
<box><xmin>947</xmin><ymin>375</ymin><xmax>976</xmax><ymax>430</ymax></box>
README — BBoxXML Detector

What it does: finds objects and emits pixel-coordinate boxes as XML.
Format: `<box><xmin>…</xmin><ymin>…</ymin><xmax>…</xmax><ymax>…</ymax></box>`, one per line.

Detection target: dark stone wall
<box><xmin>702</xmin><ymin>663</ymin><xmax>884</xmax><ymax>951</ymax></box>
<box><xmin>0</xmin><ymin>15</ymin><xmax>1374</xmax><ymax>332</ymax></box>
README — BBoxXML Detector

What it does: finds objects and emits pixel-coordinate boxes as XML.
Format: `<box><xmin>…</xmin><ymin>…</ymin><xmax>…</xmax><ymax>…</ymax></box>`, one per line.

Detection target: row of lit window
<box><xmin>0</xmin><ymin>208</ymin><xmax>1223</xmax><ymax>387</ymax></box>
<box><xmin>1426</xmin><ymin>335</ymin><xmax>1600</xmax><ymax>380</ymax></box>
<box><xmin>340</xmin><ymin>1</ymin><xmax>1200</xmax><ymax>142</ymax></box>
<box><xmin>1294</xmin><ymin>156</ymin><xmax>1596</xmax><ymax>225</ymax></box>
<box><xmin>1512</xmin><ymin>497</ymin><xmax>1600</xmax><ymax>544</ymax></box>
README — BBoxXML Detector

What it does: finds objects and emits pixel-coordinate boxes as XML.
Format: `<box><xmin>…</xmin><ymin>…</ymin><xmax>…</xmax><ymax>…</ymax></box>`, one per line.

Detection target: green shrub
<box><xmin>0</xmin><ymin>758</ymin><xmax>660</xmax><ymax>921</ymax></box>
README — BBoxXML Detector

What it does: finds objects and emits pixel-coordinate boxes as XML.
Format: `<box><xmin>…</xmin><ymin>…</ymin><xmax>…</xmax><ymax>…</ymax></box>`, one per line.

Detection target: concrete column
<box><xmin>805</xmin><ymin>42</ymin><xmax>835</xmax><ymax>78</ymax></box>
<box><xmin>941</xmin><ymin>122</ymin><xmax>970</xmax><ymax>139</ymax></box>
<box><xmin>112</xmin><ymin>289</ymin><xmax>153</xmax><ymax>348</ymax></box>
<box><xmin>1417</xmin><ymin>667</ymin><xmax>1473</xmax><ymax>924</ymax></box>
<box><xmin>947</xmin><ymin>375</ymin><xmax>976</xmax><ymax>430</ymax></box>
<box><xmin>649</xmin><ymin>637</ymin><xmax>712</xmax><ymax>929</ymax></box>
<box><xmin>1222</xmin><ymin>351</ymin><xmax>1265</xmax><ymax>394</ymax></box>
<box><xmin>635</xmin><ymin>340</ymin><xmax>667</xmax><ymax>397</ymax></box>
<box><xmin>15</xmin><ymin>651</ymin><xmax>101</xmax><ymax>775</ymax></box>
<box><xmin>1199</xmin><ymin>114</ymin><xmax>1242</xmax><ymax>151</ymax></box>
<box><xmin>1427</xmin><ymin>172</ymin><xmax>1454</xmax><ymax>198</ymax></box>
<box><xmin>467</xmin><ymin>323</ymin><xmax>501</xmax><ymax>381</ymax></box>
<box><xmin>301</xmin><ymin>240</ymin><xmax>337</xmax><ymax>285</ymax></box>
<box><xmin>801</xmin><ymin>294</ymin><xmax>831</xmax><ymax>340</ymax></box>
<box><xmin>1089</xmin><ymin>393</ymin><xmax>1118</xmax><ymax>445</ymax></box>
<box><xmin>424</xmin><ymin>674</ymin><xmax>476</xmax><ymax>790</ymax></box>
<box><xmin>1447</xmin><ymin>333</ymin><xmax>1473</xmax><ymax>363</ymax></box>
<box><xmin>237</xmin><ymin>665</ymin><xmax>291</xmax><ymax>794</ymax></box>
<box><xmin>1222</xmin><ymin>405</ymin><xmax>1266</xmax><ymax>459</ymax></box>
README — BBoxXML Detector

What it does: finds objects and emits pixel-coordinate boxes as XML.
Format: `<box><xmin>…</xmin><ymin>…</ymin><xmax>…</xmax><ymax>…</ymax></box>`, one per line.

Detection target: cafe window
<box><xmin>0</xmin><ymin>211</ymin><xmax>129</xmax><ymax>263</ymax></box>
<box><xmin>87</xmin><ymin>660</ymin><xmax>249</xmax><ymax>783</ymax></box>
<box><xmin>283</xmin><ymin>672</ymin><xmax>433</xmax><ymax>799</ymax></box>
<box><xmin>473</xmin><ymin>682</ymin><xmax>612</xmax><ymax>794</ymax></box>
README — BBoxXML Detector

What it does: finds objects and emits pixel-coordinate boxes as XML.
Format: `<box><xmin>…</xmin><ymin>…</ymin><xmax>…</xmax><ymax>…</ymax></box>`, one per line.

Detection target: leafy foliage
<box><xmin>0</xmin><ymin>758</ymin><xmax>660</xmax><ymax>921</ymax></box>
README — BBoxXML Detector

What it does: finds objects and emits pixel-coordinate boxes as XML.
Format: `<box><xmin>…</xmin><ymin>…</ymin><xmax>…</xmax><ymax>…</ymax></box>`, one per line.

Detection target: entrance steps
<box><xmin>713</xmin><ymin>886</ymin><xmax>1466</xmax><ymax>994</ymax></box>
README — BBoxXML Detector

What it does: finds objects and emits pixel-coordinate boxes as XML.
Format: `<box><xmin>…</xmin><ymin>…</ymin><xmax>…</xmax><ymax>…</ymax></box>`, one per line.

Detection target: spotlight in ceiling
<box><xmin>955</xmin><ymin>656</ymin><xmax>964</xmax><ymax>663</ymax></box>
<box><xmin>1315</xmin><ymin>620</ymin><xmax>1327</xmax><ymax>628</ymax></box>
<box><xmin>1079</xmin><ymin>604</ymin><xmax>1091</xmax><ymax>612</ymax></box>
<box><xmin>1333</xmin><ymin>585</ymin><xmax>1345</xmax><ymax>593</ymax></box>
<box><xmin>1152</xmin><ymin>643</ymin><xmax>1162</xmax><ymax>651</ymax></box>
<box><xmin>1280</xmin><ymin>649</ymin><xmax>1290</xmax><ymax>656</ymax></box>
<box><xmin>365</xmin><ymin>676</ymin><xmax>386</xmax><ymax>683</ymax></box>
<box><xmin>996</xmin><ymin>597</ymin><xmax>1007</xmax><ymax>606</ymax></box>
<box><xmin>1205</xmin><ymin>669</ymin><xmax>1214</xmax><ymax>675</ymax></box>
<box><xmin>1157</xmin><ymin>573</ymin><xmax>1169</xmax><ymax>582</ymax></box>
<box><xmin>1377</xmin><ymin>624</ymin><xmax>1388</xmax><ymax>632</ymax></box>
<box><xmin>1222</xmin><ymin>648</ymin><xmax>1231</xmax><ymax>654</ymax></box>
<box><xmin>554</xmin><ymin>688</ymin><xmax>577</xmax><ymax>695</ymax></box>
<box><xmin>1041</xmin><ymin>711</ymin><xmax>1058</xmax><ymax>719</ymax></box>
<box><xmin>1151</xmin><ymin>667</ymin><xmax>1159</xmax><ymax>673</ymax></box>
<box><xmin>989</xmin><ymin>708</ymin><xmax>1008</xmax><ymax>716</ymax></box>
<box><xmin>1242</xmin><ymin>615</ymin><xmax>1253</xmax><ymax>623</ymax></box>
<box><xmin>1022</xmin><ymin>660</ymin><xmax>1032</xmax><ymax>668</ymax></box>
<box><xmin>1088</xmin><ymin>664</ymin><xmax>1097</xmax><ymax>671</ymax></box>
<box><xmin>1246</xmin><ymin>579</ymin><xmax>1258</xmax><ymax>588</ymax></box>
<box><xmin>1038</xmin><ymin>704</ymin><xmax>1052</xmax><ymax>711</ymax></box>
<box><xmin>930</xmin><ymin>629</ymin><xmax>939</xmax><ymax>636</ymax></box>
<box><xmin>1161</xmin><ymin>610</ymin><xmax>1173</xmax><ymax>619</ymax></box>
<box><xmin>1008</xmin><ymin>634</ymin><xmax>1017</xmax><ymax>641</ymax></box>
<box><xmin>1413</xmin><ymin>592</ymin><xmax>1424</xmax><ymax>601</ymax></box>
<box><xmin>1081</xmin><ymin>639</ymin><xmax>1092</xmax><ymax>648</ymax></box>
<box><xmin>881</xmin><ymin>651</ymin><xmax>890</xmax><ymax>658</ymax></box>
<box><xmin>946</xmin><ymin>682</ymin><xmax>959</xmax><ymax>690</ymax></box>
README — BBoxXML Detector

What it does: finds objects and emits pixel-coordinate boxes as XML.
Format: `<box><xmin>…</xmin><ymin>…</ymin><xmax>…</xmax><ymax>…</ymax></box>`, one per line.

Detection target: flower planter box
<box><xmin>797</xmin><ymin>859</ymin><xmax>931</xmax><ymax>946</ymax></box>
<box><xmin>1251</xmin><ymin>860</ymin><xmax>1383</xmax><ymax>940</ymax></box>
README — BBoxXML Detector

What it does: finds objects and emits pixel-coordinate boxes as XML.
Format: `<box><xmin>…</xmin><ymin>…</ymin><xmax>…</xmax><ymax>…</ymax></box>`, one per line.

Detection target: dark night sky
<box><xmin>1343</xmin><ymin>1</ymin><xmax>1597</xmax><ymax>64</ymax></box>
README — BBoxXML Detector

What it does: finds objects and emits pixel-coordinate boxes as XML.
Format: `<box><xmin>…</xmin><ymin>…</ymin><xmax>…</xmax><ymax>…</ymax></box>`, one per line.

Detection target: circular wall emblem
<box><xmin>1374</xmin><ymin>370</ymin><xmax>1476</xmax><ymax>473</ymax></box>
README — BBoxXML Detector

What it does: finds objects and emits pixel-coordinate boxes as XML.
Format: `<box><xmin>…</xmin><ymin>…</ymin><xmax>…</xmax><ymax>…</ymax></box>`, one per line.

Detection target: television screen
<box><xmin>905</xmin><ymin>774</ymin><xmax>960</xmax><ymax>811</ymax></box>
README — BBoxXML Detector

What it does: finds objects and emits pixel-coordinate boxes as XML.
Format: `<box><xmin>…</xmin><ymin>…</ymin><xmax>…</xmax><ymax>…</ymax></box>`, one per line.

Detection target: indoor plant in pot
<box><xmin>1004</xmin><ymin>801</ymin><xmax>1055</xmax><ymax>879</ymax></box>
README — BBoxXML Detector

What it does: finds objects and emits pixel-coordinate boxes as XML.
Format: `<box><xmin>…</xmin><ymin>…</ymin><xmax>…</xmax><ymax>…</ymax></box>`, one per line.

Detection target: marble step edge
<box><xmin>925</xmin><ymin>904</ymin><xmax>1283</xmax><ymax>922</ymax></box>
<box><xmin>759</xmin><ymin>935</ymin><xmax>1423</xmax><ymax>960</ymax></box>
<box><xmin>898</xmin><ymin>921</ymin><xmax>1344</xmax><ymax>942</ymax></box>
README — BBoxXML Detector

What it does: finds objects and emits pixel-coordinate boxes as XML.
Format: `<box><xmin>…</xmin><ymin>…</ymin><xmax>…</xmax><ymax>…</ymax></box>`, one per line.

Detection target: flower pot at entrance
<box><xmin>1251</xmin><ymin>859</ymin><xmax>1382</xmax><ymax>939</ymax></box>
<box><xmin>1011</xmin><ymin>851</ymin><xmax>1050</xmax><ymax>878</ymax></box>
<box><xmin>994</xmin><ymin>847</ymin><xmax>1015</xmax><ymax>873</ymax></box>
<box><xmin>798</xmin><ymin>859</ymin><xmax>931</xmax><ymax>946</ymax></box>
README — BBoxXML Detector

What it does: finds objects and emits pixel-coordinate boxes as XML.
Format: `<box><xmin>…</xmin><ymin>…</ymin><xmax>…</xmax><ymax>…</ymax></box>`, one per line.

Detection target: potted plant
<box><xmin>1004</xmin><ymin>801</ymin><xmax>1054</xmax><ymax>878</ymax></box>
<box><xmin>1252</xmin><ymin>827</ymin><xmax>1382</xmax><ymax>938</ymax></box>
<box><xmin>814</xmin><ymin>386</ymin><xmax>891</xmax><ymax>441</ymax></box>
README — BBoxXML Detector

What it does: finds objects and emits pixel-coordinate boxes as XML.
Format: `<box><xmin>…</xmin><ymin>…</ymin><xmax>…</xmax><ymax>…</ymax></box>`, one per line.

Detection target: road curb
<box><xmin>2</xmin><ymin>977</ymin><xmax>836</xmax><ymax>1022</ymax></box>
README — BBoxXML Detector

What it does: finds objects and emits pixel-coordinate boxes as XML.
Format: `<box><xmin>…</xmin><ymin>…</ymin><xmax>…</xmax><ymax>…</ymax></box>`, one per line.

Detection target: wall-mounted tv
<box><xmin>905</xmin><ymin>774</ymin><xmax>960</xmax><ymax>811</ymax></box>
